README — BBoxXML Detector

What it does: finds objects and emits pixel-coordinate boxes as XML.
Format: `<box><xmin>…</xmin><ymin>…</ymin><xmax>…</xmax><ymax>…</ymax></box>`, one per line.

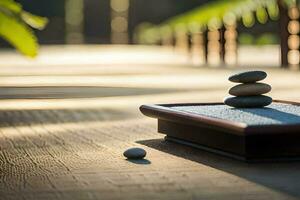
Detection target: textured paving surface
<box><xmin>0</xmin><ymin>46</ymin><xmax>300</xmax><ymax>200</ymax></box>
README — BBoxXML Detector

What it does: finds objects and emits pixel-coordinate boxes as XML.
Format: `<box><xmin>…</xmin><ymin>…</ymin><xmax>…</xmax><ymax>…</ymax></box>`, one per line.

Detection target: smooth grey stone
<box><xmin>123</xmin><ymin>148</ymin><xmax>146</xmax><ymax>159</ymax></box>
<box><xmin>229</xmin><ymin>83</ymin><xmax>271</xmax><ymax>96</ymax></box>
<box><xmin>224</xmin><ymin>95</ymin><xmax>272</xmax><ymax>108</ymax></box>
<box><xmin>229</xmin><ymin>71</ymin><xmax>267</xmax><ymax>83</ymax></box>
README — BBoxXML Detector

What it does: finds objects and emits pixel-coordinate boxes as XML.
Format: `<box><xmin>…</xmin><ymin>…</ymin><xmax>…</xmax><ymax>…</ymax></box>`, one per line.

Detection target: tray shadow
<box><xmin>137</xmin><ymin>138</ymin><xmax>300</xmax><ymax>198</ymax></box>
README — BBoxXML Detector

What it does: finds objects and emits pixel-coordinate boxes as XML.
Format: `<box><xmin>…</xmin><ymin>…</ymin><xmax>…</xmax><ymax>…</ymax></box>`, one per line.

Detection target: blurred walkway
<box><xmin>0</xmin><ymin>45</ymin><xmax>300</xmax><ymax>200</ymax></box>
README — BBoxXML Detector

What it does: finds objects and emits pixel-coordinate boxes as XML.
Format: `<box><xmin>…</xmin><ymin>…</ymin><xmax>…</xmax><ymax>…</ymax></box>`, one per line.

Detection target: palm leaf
<box><xmin>21</xmin><ymin>11</ymin><xmax>48</xmax><ymax>30</ymax></box>
<box><xmin>0</xmin><ymin>11</ymin><xmax>38</xmax><ymax>57</ymax></box>
<box><xmin>0</xmin><ymin>0</ymin><xmax>21</xmax><ymax>13</ymax></box>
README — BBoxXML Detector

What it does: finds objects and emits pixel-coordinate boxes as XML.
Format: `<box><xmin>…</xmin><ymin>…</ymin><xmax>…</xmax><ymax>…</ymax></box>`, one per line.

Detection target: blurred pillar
<box><xmin>160</xmin><ymin>26</ymin><xmax>173</xmax><ymax>48</ymax></box>
<box><xmin>287</xmin><ymin>5</ymin><xmax>300</xmax><ymax>69</ymax></box>
<box><xmin>207</xmin><ymin>28</ymin><xmax>221</xmax><ymax>66</ymax></box>
<box><xmin>219</xmin><ymin>26</ymin><xmax>226</xmax><ymax>64</ymax></box>
<box><xmin>65</xmin><ymin>0</ymin><xmax>84</xmax><ymax>44</ymax></box>
<box><xmin>187</xmin><ymin>33</ymin><xmax>193</xmax><ymax>52</ymax></box>
<box><xmin>224</xmin><ymin>23</ymin><xmax>238</xmax><ymax>66</ymax></box>
<box><xmin>156</xmin><ymin>36</ymin><xmax>163</xmax><ymax>46</ymax></box>
<box><xmin>203</xmin><ymin>29</ymin><xmax>208</xmax><ymax>64</ymax></box>
<box><xmin>171</xmin><ymin>34</ymin><xmax>176</xmax><ymax>49</ymax></box>
<box><xmin>175</xmin><ymin>31</ymin><xmax>189</xmax><ymax>55</ymax></box>
<box><xmin>187</xmin><ymin>33</ymin><xmax>193</xmax><ymax>64</ymax></box>
<box><xmin>161</xmin><ymin>36</ymin><xmax>173</xmax><ymax>47</ymax></box>
<box><xmin>191</xmin><ymin>32</ymin><xmax>206</xmax><ymax>66</ymax></box>
<box><xmin>160</xmin><ymin>33</ymin><xmax>175</xmax><ymax>51</ymax></box>
<box><xmin>110</xmin><ymin>0</ymin><xmax>129</xmax><ymax>44</ymax></box>
<box><xmin>278</xmin><ymin>0</ymin><xmax>290</xmax><ymax>67</ymax></box>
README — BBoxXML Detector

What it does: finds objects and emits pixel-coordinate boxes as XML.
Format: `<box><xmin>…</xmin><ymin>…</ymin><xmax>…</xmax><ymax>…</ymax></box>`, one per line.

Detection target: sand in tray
<box><xmin>171</xmin><ymin>103</ymin><xmax>300</xmax><ymax>126</ymax></box>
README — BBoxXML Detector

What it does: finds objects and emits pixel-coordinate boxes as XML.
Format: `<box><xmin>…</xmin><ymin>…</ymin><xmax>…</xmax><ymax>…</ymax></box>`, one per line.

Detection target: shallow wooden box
<box><xmin>140</xmin><ymin>100</ymin><xmax>300</xmax><ymax>162</ymax></box>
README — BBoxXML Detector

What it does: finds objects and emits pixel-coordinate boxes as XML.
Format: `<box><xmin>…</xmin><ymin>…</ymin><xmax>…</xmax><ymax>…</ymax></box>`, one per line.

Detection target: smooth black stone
<box><xmin>229</xmin><ymin>71</ymin><xmax>267</xmax><ymax>83</ymax></box>
<box><xmin>123</xmin><ymin>148</ymin><xmax>146</xmax><ymax>159</ymax></box>
<box><xmin>229</xmin><ymin>83</ymin><xmax>272</xmax><ymax>96</ymax></box>
<box><xmin>224</xmin><ymin>95</ymin><xmax>272</xmax><ymax>108</ymax></box>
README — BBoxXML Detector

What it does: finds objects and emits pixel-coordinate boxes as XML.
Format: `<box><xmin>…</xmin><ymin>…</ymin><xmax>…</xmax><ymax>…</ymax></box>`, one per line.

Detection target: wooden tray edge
<box><xmin>140</xmin><ymin>100</ymin><xmax>300</xmax><ymax>135</ymax></box>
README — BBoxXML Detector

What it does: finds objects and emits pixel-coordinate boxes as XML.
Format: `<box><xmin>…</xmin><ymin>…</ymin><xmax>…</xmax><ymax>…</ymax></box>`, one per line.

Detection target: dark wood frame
<box><xmin>140</xmin><ymin>100</ymin><xmax>300</xmax><ymax>162</ymax></box>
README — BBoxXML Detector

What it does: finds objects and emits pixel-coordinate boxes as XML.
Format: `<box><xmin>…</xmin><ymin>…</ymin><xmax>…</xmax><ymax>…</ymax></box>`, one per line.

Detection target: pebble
<box><xmin>229</xmin><ymin>83</ymin><xmax>271</xmax><ymax>96</ymax></box>
<box><xmin>224</xmin><ymin>95</ymin><xmax>272</xmax><ymax>108</ymax></box>
<box><xmin>229</xmin><ymin>71</ymin><xmax>267</xmax><ymax>83</ymax></box>
<box><xmin>123</xmin><ymin>148</ymin><xmax>146</xmax><ymax>159</ymax></box>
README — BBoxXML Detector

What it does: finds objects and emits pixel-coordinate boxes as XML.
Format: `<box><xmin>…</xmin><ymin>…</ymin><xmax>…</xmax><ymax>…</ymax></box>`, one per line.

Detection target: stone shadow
<box><xmin>126</xmin><ymin>159</ymin><xmax>151</xmax><ymax>165</ymax></box>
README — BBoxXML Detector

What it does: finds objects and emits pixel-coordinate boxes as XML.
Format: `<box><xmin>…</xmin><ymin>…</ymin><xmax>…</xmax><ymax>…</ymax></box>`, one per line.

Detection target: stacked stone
<box><xmin>224</xmin><ymin>71</ymin><xmax>272</xmax><ymax>108</ymax></box>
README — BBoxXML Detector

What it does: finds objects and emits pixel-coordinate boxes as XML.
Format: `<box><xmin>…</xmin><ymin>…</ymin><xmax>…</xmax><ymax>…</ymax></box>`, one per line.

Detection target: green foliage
<box><xmin>242</xmin><ymin>12</ymin><xmax>255</xmax><ymax>27</ymax></box>
<box><xmin>256</xmin><ymin>6</ymin><xmax>268</xmax><ymax>24</ymax></box>
<box><xmin>21</xmin><ymin>11</ymin><xmax>48</xmax><ymax>30</ymax></box>
<box><xmin>239</xmin><ymin>33</ymin><xmax>279</xmax><ymax>45</ymax></box>
<box><xmin>138</xmin><ymin>0</ymin><xmax>299</xmax><ymax>43</ymax></box>
<box><xmin>164</xmin><ymin>0</ymin><xmax>281</xmax><ymax>29</ymax></box>
<box><xmin>266</xmin><ymin>3</ymin><xmax>279</xmax><ymax>20</ymax></box>
<box><xmin>256</xmin><ymin>33</ymin><xmax>279</xmax><ymax>45</ymax></box>
<box><xmin>284</xmin><ymin>0</ymin><xmax>299</xmax><ymax>7</ymax></box>
<box><xmin>163</xmin><ymin>0</ymin><xmax>243</xmax><ymax>30</ymax></box>
<box><xmin>0</xmin><ymin>0</ymin><xmax>21</xmax><ymax>13</ymax></box>
<box><xmin>238</xmin><ymin>33</ymin><xmax>254</xmax><ymax>45</ymax></box>
<box><xmin>0</xmin><ymin>0</ymin><xmax>48</xmax><ymax>57</ymax></box>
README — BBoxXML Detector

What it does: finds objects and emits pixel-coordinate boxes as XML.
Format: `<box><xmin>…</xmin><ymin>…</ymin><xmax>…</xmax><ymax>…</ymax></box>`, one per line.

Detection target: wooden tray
<box><xmin>140</xmin><ymin>100</ymin><xmax>300</xmax><ymax>162</ymax></box>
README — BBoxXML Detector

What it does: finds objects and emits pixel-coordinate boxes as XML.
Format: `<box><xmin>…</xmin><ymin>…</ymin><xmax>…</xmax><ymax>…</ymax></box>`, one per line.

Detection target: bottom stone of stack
<box><xmin>224</xmin><ymin>95</ymin><xmax>272</xmax><ymax>108</ymax></box>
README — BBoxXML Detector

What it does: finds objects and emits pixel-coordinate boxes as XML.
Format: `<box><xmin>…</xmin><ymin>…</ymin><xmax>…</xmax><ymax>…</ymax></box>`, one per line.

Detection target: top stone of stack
<box><xmin>229</xmin><ymin>71</ymin><xmax>267</xmax><ymax>83</ymax></box>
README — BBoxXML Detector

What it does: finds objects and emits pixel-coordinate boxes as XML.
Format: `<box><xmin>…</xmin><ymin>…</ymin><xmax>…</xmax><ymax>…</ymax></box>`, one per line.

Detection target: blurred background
<box><xmin>1</xmin><ymin>0</ymin><xmax>215</xmax><ymax>44</ymax></box>
<box><xmin>1</xmin><ymin>0</ymin><xmax>211</xmax><ymax>44</ymax></box>
<box><xmin>0</xmin><ymin>0</ymin><xmax>298</xmax><ymax>68</ymax></box>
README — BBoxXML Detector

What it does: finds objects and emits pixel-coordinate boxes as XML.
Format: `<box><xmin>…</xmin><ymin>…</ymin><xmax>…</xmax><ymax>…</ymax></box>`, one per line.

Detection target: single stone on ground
<box><xmin>123</xmin><ymin>147</ymin><xmax>146</xmax><ymax>159</ymax></box>
<box><xmin>224</xmin><ymin>95</ymin><xmax>272</xmax><ymax>108</ymax></box>
<box><xmin>229</xmin><ymin>83</ymin><xmax>271</xmax><ymax>96</ymax></box>
<box><xmin>229</xmin><ymin>71</ymin><xmax>267</xmax><ymax>83</ymax></box>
